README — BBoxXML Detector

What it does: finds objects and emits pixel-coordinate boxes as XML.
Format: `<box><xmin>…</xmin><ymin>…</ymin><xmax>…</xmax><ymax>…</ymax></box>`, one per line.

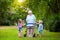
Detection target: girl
<box><xmin>18</xmin><ymin>19</ymin><xmax>23</xmax><ymax>37</ymax></box>
<box><xmin>38</xmin><ymin>20</ymin><xmax>43</xmax><ymax>37</ymax></box>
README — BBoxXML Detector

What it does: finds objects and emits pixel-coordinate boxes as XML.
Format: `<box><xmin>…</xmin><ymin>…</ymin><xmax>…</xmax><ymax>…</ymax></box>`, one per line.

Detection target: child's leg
<box><xmin>18</xmin><ymin>31</ymin><xmax>21</xmax><ymax>37</ymax></box>
<box><xmin>39</xmin><ymin>33</ymin><xmax>42</xmax><ymax>37</ymax></box>
<box><xmin>18</xmin><ymin>28</ymin><xmax>22</xmax><ymax>37</ymax></box>
<box><xmin>39</xmin><ymin>30</ymin><xmax>42</xmax><ymax>37</ymax></box>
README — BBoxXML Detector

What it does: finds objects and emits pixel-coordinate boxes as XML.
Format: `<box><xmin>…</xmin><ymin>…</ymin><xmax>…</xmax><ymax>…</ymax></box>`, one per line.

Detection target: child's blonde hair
<box><xmin>39</xmin><ymin>20</ymin><xmax>43</xmax><ymax>24</ymax></box>
<box><xmin>18</xmin><ymin>19</ymin><xmax>22</xmax><ymax>23</ymax></box>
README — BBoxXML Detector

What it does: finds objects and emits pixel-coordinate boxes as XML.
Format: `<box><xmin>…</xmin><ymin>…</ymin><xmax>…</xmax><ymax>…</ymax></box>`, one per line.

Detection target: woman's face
<box><xmin>29</xmin><ymin>13</ymin><xmax>32</xmax><ymax>16</ymax></box>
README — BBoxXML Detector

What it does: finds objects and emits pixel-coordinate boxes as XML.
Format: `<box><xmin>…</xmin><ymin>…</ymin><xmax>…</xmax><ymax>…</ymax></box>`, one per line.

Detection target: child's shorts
<box><xmin>18</xmin><ymin>27</ymin><xmax>22</xmax><ymax>31</ymax></box>
<box><xmin>39</xmin><ymin>30</ymin><xmax>42</xmax><ymax>33</ymax></box>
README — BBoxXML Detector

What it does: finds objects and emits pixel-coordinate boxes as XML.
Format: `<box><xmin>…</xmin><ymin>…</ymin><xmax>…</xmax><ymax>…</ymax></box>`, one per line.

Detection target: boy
<box><xmin>38</xmin><ymin>20</ymin><xmax>43</xmax><ymax>37</ymax></box>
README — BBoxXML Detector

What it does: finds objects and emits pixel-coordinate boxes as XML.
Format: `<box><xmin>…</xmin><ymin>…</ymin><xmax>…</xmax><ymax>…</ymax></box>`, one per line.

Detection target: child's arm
<box><xmin>21</xmin><ymin>23</ymin><xmax>23</xmax><ymax>27</ymax></box>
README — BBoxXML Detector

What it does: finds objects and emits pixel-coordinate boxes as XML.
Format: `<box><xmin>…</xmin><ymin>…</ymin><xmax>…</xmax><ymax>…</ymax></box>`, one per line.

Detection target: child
<box><xmin>38</xmin><ymin>20</ymin><xmax>43</xmax><ymax>37</ymax></box>
<box><xmin>18</xmin><ymin>19</ymin><xmax>23</xmax><ymax>37</ymax></box>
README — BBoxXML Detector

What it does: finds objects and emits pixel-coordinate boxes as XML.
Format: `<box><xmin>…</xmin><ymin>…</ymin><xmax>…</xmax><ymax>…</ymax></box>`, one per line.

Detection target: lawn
<box><xmin>0</xmin><ymin>26</ymin><xmax>60</xmax><ymax>40</ymax></box>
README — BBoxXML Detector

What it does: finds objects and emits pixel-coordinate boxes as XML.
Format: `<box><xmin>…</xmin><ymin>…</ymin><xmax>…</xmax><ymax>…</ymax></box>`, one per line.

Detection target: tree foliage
<box><xmin>0</xmin><ymin>0</ymin><xmax>60</xmax><ymax>32</ymax></box>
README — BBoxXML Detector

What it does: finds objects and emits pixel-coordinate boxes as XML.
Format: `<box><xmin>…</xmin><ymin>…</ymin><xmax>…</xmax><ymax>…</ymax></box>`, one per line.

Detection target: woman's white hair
<box><xmin>28</xmin><ymin>10</ymin><xmax>32</xmax><ymax>14</ymax></box>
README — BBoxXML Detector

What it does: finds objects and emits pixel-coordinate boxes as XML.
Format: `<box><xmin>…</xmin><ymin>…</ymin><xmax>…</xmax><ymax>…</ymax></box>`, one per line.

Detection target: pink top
<box><xmin>18</xmin><ymin>22</ymin><xmax>22</xmax><ymax>28</ymax></box>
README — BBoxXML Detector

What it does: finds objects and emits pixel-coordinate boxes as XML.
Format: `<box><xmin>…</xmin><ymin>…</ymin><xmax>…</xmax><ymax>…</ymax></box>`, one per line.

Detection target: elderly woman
<box><xmin>26</xmin><ymin>10</ymin><xmax>36</xmax><ymax>37</ymax></box>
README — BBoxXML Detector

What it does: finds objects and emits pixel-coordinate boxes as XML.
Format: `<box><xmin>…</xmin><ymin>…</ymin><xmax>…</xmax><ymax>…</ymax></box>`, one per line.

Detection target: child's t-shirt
<box><xmin>38</xmin><ymin>24</ymin><xmax>43</xmax><ymax>31</ymax></box>
<box><xmin>18</xmin><ymin>22</ymin><xmax>22</xmax><ymax>28</ymax></box>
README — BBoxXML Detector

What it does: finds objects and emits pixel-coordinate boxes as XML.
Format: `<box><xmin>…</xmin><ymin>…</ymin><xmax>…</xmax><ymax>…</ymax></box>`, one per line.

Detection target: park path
<box><xmin>0</xmin><ymin>26</ymin><xmax>17</xmax><ymax>29</ymax></box>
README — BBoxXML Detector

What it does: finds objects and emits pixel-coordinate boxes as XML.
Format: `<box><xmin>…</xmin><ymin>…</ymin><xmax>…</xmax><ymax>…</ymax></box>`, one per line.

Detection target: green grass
<box><xmin>0</xmin><ymin>26</ymin><xmax>60</xmax><ymax>40</ymax></box>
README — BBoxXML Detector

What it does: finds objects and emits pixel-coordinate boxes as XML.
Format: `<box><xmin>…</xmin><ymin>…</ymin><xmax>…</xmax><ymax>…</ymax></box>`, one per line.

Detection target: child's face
<box><xmin>39</xmin><ymin>20</ymin><xmax>43</xmax><ymax>24</ymax></box>
<box><xmin>19</xmin><ymin>19</ymin><xmax>22</xmax><ymax>22</ymax></box>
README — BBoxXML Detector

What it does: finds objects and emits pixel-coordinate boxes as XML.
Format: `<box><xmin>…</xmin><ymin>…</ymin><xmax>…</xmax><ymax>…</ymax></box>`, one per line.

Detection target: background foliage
<box><xmin>0</xmin><ymin>0</ymin><xmax>60</xmax><ymax>32</ymax></box>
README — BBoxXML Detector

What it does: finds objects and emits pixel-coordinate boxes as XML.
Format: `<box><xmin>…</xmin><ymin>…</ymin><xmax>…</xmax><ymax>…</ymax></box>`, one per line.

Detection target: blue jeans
<box><xmin>18</xmin><ymin>27</ymin><xmax>22</xmax><ymax>31</ymax></box>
